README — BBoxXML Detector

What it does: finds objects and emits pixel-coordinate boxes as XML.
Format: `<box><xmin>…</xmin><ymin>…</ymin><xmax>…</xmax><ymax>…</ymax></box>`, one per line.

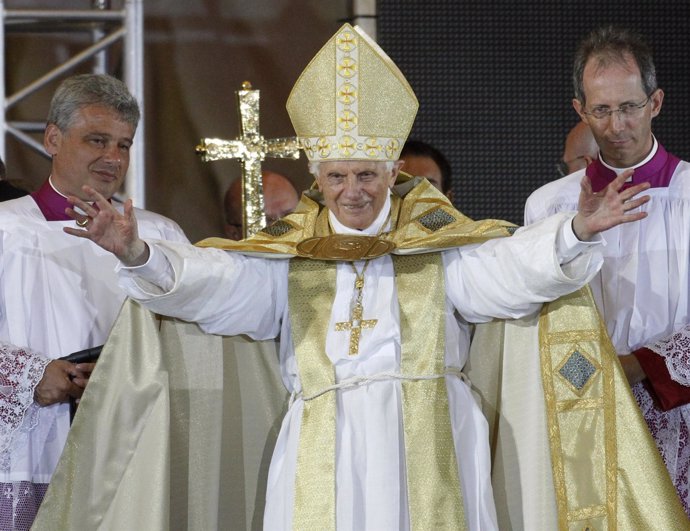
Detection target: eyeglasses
<box><xmin>582</xmin><ymin>94</ymin><xmax>652</xmax><ymax>121</ymax></box>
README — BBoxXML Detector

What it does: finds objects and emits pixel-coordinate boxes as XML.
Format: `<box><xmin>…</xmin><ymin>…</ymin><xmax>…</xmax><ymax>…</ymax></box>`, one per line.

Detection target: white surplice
<box><xmin>0</xmin><ymin>195</ymin><xmax>188</xmax><ymax>485</ymax></box>
<box><xmin>118</xmin><ymin>200</ymin><xmax>602</xmax><ymax>531</ymax></box>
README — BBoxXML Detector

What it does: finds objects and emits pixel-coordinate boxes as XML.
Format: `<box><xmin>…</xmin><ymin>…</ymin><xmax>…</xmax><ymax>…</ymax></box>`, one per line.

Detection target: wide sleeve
<box><xmin>118</xmin><ymin>240</ymin><xmax>287</xmax><ymax>340</ymax></box>
<box><xmin>524</xmin><ymin>188</ymin><xmax>550</xmax><ymax>226</ymax></box>
<box><xmin>444</xmin><ymin>212</ymin><xmax>602</xmax><ymax>323</ymax></box>
<box><xmin>0</xmin><ymin>342</ymin><xmax>50</xmax><ymax>453</ymax></box>
<box><xmin>134</xmin><ymin>208</ymin><xmax>191</xmax><ymax>245</ymax></box>
<box><xmin>631</xmin><ymin>326</ymin><xmax>690</xmax><ymax>411</ymax></box>
<box><xmin>524</xmin><ymin>173</ymin><xmax>582</xmax><ymax>226</ymax></box>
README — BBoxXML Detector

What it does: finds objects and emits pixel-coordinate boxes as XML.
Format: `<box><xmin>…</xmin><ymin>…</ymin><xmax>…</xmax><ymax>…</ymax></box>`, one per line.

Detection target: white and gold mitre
<box><xmin>286</xmin><ymin>23</ymin><xmax>418</xmax><ymax>162</ymax></box>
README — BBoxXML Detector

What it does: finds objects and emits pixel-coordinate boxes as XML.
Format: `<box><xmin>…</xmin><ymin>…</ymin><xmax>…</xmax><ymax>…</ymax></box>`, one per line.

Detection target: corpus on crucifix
<box><xmin>196</xmin><ymin>81</ymin><xmax>300</xmax><ymax>238</ymax></box>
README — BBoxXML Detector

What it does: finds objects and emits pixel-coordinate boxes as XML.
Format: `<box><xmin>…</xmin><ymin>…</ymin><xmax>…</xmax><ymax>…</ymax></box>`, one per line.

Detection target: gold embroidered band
<box><xmin>288</xmin><ymin>258</ymin><xmax>337</xmax><ymax>531</ymax></box>
<box><xmin>539</xmin><ymin>287</ymin><xmax>616</xmax><ymax>531</ymax></box>
<box><xmin>396</xmin><ymin>253</ymin><xmax>466</xmax><ymax>530</ymax></box>
<box><xmin>538</xmin><ymin>287</ymin><xmax>688</xmax><ymax>530</ymax></box>
<box><xmin>288</xmin><ymin>253</ymin><xmax>466</xmax><ymax>531</ymax></box>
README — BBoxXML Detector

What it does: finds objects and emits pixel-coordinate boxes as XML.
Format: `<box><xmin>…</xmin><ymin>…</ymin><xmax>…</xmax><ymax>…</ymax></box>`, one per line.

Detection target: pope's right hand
<box><xmin>63</xmin><ymin>185</ymin><xmax>150</xmax><ymax>266</ymax></box>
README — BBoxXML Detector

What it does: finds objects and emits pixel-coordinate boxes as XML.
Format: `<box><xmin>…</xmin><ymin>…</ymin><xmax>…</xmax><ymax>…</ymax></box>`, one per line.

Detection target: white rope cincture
<box><xmin>288</xmin><ymin>366</ymin><xmax>468</xmax><ymax>408</ymax></box>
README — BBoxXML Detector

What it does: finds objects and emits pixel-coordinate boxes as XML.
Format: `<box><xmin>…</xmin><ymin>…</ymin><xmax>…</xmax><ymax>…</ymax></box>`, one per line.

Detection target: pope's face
<box><xmin>315</xmin><ymin>160</ymin><xmax>399</xmax><ymax>230</ymax></box>
<box><xmin>44</xmin><ymin>104</ymin><xmax>135</xmax><ymax>200</ymax></box>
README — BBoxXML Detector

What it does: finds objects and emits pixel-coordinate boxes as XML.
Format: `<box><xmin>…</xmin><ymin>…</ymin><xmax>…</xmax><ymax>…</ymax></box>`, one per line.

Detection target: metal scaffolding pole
<box><xmin>353</xmin><ymin>0</ymin><xmax>377</xmax><ymax>40</ymax></box>
<box><xmin>0</xmin><ymin>0</ymin><xmax>146</xmax><ymax>205</ymax></box>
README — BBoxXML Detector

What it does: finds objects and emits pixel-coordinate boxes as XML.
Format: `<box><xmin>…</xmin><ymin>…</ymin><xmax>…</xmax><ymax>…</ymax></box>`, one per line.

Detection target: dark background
<box><xmin>378</xmin><ymin>0</ymin><xmax>690</xmax><ymax>225</ymax></box>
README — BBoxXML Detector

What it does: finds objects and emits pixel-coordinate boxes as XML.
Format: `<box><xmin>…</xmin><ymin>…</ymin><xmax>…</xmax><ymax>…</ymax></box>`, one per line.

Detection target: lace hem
<box><xmin>633</xmin><ymin>382</ymin><xmax>690</xmax><ymax>517</ymax></box>
<box><xmin>648</xmin><ymin>326</ymin><xmax>690</xmax><ymax>387</ymax></box>
<box><xmin>0</xmin><ymin>343</ymin><xmax>50</xmax><ymax>454</ymax></box>
<box><xmin>0</xmin><ymin>481</ymin><xmax>48</xmax><ymax>531</ymax></box>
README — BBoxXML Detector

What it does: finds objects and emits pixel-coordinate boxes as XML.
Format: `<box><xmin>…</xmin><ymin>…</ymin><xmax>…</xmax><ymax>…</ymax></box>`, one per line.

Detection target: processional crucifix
<box><xmin>196</xmin><ymin>81</ymin><xmax>301</xmax><ymax>238</ymax></box>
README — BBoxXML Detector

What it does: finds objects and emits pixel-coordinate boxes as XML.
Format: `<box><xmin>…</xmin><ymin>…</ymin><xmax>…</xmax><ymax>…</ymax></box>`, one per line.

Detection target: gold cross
<box><xmin>335</xmin><ymin>301</ymin><xmax>378</xmax><ymax>356</ymax></box>
<box><xmin>195</xmin><ymin>81</ymin><xmax>300</xmax><ymax>238</ymax></box>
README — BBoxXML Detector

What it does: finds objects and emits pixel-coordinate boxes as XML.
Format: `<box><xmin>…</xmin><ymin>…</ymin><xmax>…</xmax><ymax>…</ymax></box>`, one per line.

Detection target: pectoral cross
<box><xmin>196</xmin><ymin>81</ymin><xmax>300</xmax><ymax>238</ymax></box>
<box><xmin>335</xmin><ymin>264</ymin><xmax>378</xmax><ymax>356</ymax></box>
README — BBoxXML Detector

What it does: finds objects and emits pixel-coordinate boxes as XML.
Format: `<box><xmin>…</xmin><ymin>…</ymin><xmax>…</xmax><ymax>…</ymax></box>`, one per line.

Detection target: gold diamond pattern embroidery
<box><xmin>260</xmin><ymin>220</ymin><xmax>295</xmax><ymax>238</ymax></box>
<box><xmin>416</xmin><ymin>209</ymin><xmax>457</xmax><ymax>232</ymax></box>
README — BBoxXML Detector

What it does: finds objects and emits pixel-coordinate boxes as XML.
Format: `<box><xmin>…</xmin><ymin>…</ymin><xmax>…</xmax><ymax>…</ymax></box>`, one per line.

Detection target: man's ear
<box><xmin>650</xmin><ymin>88</ymin><xmax>664</xmax><ymax>118</ymax></box>
<box><xmin>572</xmin><ymin>98</ymin><xmax>587</xmax><ymax>122</ymax></box>
<box><xmin>389</xmin><ymin>160</ymin><xmax>403</xmax><ymax>187</ymax></box>
<box><xmin>44</xmin><ymin>124</ymin><xmax>61</xmax><ymax>156</ymax></box>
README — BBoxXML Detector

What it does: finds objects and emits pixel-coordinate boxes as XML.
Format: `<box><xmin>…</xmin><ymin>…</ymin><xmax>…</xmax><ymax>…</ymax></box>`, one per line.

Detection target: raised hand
<box><xmin>572</xmin><ymin>169</ymin><xmax>651</xmax><ymax>241</ymax></box>
<box><xmin>63</xmin><ymin>185</ymin><xmax>149</xmax><ymax>266</ymax></box>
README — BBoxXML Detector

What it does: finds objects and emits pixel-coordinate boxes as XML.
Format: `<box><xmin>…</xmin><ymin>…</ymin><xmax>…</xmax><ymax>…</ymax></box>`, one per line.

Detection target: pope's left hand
<box><xmin>572</xmin><ymin>169</ymin><xmax>650</xmax><ymax>241</ymax></box>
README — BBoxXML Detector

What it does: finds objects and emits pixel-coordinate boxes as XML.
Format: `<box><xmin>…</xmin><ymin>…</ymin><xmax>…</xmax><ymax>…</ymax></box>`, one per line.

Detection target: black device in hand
<box><xmin>59</xmin><ymin>345</ymin><xmax>103</xmax><ymax>364</ymax></box>
<box><xmin>59</xmin><ymin>345</ymin><xmax>103</xmax><ymax>422</ymax></box>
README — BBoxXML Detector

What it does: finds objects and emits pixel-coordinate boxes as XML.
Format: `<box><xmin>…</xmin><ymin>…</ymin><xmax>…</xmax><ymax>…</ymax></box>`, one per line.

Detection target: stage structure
<box><xmin>352</xmin><ymin>0</ymin><xmax>376</xmax><ymax>39</ymax></box>
<box><xmin>0</xmin><ymin>0</ymin><xmax>145</xmax><ymax>204</ymax></box>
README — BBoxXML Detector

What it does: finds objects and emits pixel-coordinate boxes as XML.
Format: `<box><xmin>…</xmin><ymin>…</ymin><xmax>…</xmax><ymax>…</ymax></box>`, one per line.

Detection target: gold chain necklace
<box><xmin>334</xmin><ymin>259</ymin><xmax>378</xmax><ymax>356</ymax></box>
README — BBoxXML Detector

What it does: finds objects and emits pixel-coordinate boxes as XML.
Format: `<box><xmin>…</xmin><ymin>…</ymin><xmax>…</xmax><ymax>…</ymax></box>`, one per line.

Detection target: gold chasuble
<box><xmin>33</xmin><ymin>175</ymin><xmax>687</xmax><ymax>531</ymax></box>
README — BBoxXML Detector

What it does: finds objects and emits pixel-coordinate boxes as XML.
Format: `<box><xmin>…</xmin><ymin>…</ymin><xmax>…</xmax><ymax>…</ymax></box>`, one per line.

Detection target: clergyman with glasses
<box><xmin>525</xmin><ymin>25</ymin><xmax>690</xmax><ymax>516</ymax></box>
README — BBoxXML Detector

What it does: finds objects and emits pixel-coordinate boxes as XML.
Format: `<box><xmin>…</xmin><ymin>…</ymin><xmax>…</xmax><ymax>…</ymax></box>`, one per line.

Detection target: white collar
<box><xmin>48</xmin><ymin>175</ymin><xmax>93</xmax><ymax>213</ymax></box>
<box><xmin>601</xmin><ymin>136</ymin><xmax>658</xmax><ymax>176</ymax></box>
<box><xmin>48</xmin><ymin>175</ymin><xmax>71</xmax><ymax>200</ymax></box>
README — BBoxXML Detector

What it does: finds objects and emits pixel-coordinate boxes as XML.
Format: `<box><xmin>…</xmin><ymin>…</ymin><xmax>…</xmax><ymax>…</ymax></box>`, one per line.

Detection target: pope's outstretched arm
<box><xmin>65</xmin><ymin>170</ymin><xmax>650</xmax><ymax>258</ymax></box>
<box><xmin>444</xmin><ymin>168</ymin><xmax>650</xmax><ymax>323</ymax></box>
<box><xmin>63</xmin><ymin>184</ymin><xmax>284</xmax><ymax>338</ymax></box>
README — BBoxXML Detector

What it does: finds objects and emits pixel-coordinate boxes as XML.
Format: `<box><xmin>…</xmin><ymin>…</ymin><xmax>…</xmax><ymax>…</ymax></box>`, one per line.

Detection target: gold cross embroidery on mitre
<box><xmin>195</xmin><ymin>81</ymin><xmax>300</xmax><ymax>238</ymax></box>
<box><xmin>335</xmin><ymin>261</ymin><xmax>378</xmax><ymax>356</ymax></box>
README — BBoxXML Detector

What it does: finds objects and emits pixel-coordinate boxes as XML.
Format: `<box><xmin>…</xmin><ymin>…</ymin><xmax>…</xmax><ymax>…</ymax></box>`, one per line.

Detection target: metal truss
<box><xmin>0</xmin><ymin>0</ymin><xmax>145</xmax><ymax>204</ymax></box>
